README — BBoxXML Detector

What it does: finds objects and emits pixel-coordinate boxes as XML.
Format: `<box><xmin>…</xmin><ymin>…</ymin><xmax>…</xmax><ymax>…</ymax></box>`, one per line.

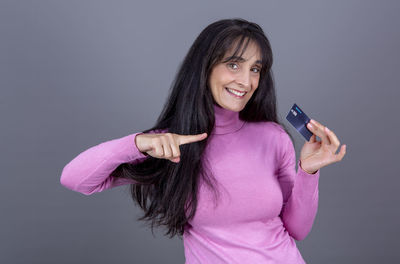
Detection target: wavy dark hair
<box><xmin>111</xmin><ymin>18</ymin><xmax>294</xmax><ymax>238</ymax></box>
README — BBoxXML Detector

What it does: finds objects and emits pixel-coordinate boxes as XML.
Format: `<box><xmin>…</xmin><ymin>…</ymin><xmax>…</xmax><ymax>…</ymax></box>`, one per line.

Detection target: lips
<box><xmin>225</xmin><ymin>87</ymin><xmax>247</xmax><ymax>93</ymax></box>
<box><xmin>225</xmin><ymin>87</ymin><xmax>247</xmax><ymax>98</ymax></box>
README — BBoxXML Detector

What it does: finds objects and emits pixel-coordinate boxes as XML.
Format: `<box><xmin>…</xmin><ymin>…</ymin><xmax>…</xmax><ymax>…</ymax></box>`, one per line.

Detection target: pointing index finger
<box><xmin>177</xmin><ymin>133</ymin><xmax>208</xmax><ymax>145</ymax></box>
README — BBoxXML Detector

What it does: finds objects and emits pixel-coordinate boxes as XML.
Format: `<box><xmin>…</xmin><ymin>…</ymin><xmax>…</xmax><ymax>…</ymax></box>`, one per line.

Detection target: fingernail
<box><xmin>308</xmin><ymin>123</ymin><xmax>313</xmax><ymax>128</ymax></box>
<box><xmin>325</xmin><ymin>127</ymin><xmax>330</xmax><ymax>132</ymax></box>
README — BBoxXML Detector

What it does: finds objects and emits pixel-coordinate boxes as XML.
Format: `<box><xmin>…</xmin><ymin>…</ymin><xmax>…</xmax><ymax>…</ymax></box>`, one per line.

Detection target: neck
<box><xmin>212</xmin><ymin>103</ymin><xmax>245</xmax><ymax>135</ymax></box>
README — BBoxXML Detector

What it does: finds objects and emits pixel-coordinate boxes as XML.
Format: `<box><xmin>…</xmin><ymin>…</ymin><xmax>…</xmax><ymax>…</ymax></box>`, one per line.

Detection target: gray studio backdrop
<box><xmin>1</xmin><ymin>0</ymin><xmax>399</xmax><ymax>263</ymax></box>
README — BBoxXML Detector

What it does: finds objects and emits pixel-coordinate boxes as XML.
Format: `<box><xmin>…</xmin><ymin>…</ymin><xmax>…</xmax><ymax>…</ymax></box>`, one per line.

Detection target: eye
<box><xmin>227</xmin><ymin>63</ymin><xmax>261</xmax><ymax>74</ymax></box>
<box><xmin>227</xmin><ymin>63</ymin><xmax>238</xmax><ymax>70</ymax></box>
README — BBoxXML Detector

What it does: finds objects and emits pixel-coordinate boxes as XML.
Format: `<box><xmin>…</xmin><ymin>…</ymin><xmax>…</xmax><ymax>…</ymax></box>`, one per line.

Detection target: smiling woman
<box><xmin>60</xmin><ymin>18</ymin><xmax>323</xmax><ymax>263</ymax></box>
<box><xmin>209</xmin><ymin>39</ymin><xmax>262</xmax><ymax>112</ymax></box>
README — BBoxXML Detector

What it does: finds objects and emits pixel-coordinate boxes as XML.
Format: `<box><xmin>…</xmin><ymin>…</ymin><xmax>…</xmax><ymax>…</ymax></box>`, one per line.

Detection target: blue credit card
<box><xmin>285</xmin><ymin>103</ymin><xmax>313</xmax><ymax>141</ymax></box>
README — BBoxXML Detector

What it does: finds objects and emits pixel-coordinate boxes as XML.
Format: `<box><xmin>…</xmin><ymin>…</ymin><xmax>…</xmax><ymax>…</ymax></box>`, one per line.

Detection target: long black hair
<box><xmin>111</xmin><ymin>18</ymin><xmax>294</xmax><ymax>238</ymax></box>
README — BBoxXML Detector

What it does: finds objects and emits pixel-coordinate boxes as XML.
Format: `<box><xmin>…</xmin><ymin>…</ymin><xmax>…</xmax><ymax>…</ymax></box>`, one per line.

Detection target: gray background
<box><xmin>1</xmin><ymin>0</ymin><xmax>399</xmax><ymax>263</ymax></box>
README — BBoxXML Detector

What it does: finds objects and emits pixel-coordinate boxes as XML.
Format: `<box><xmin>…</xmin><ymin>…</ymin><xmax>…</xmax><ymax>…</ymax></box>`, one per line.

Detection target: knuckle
<box><xmin>173</xmin><ymin>149</ymin><xmax>180</xmax><ymax>157</ymax></box>
<box><xmin>153</xmin><ymin>137</ymin><xmax>161</xmax><ymax>144</ymax></box>
<box><xmin>156</xmin><ymin>147</ymin><xmax>164</xmax><ymax>157</ymax></box>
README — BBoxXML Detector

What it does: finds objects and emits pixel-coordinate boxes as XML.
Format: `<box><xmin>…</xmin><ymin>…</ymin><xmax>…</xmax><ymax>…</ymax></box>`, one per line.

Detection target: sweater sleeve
<box><xmin>60</xmin><ymin>132</ymin><xmax>149</xmax><ymax>195</ymax></box>
<box><xmin>277</xmin><ymin>131</ymin><xmax>320</xmax><ymax>241</ymax></box>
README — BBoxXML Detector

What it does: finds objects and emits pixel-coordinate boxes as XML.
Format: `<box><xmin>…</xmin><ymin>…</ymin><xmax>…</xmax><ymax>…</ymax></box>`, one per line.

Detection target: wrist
<box><xmin>299</xmin><ymin>159</ymin><xmax>318</xmax><ymax>174</ymax></box>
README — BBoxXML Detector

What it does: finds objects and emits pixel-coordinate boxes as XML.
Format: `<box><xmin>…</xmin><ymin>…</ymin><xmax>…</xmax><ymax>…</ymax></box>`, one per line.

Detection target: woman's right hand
<box><xmin>134</xmin><ymin>132</ymin><xmax>208</xmax><ymax>163</ymax></box>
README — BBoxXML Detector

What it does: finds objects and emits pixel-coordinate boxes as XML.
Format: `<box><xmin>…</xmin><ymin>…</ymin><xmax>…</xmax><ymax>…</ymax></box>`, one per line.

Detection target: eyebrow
<box><xmin>224</xmin><ymin>55</ymin><xmax>262</xmax><ymax>65</ymax></box>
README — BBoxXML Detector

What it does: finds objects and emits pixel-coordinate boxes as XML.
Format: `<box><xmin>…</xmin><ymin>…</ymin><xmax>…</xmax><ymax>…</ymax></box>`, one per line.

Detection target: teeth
<box><xmin>227</xmin><ymin>88</ymin><xmax>246</xmax><ymax>97</ymax></box>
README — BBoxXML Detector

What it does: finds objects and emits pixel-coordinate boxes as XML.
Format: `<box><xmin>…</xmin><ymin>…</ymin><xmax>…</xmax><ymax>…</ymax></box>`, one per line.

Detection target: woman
<box><xmin>60</xmin><ymin>18</ymin><xmax>346</xmax><ymax>263</ymax></box>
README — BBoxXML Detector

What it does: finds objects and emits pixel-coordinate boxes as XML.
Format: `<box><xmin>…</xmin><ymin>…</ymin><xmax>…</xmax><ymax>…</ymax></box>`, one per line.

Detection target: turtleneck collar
<box><xmin>212</xmin><ymin>103</ymin><xmax>245</xmax><ymax>135</ymax></box>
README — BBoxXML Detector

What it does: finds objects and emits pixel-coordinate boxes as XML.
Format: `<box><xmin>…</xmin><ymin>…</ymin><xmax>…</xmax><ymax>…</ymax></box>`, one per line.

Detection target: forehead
<box><xmin>224</xmin><ymin>39</ymin><xmax>261</xmax><ymax>62</ymax></box>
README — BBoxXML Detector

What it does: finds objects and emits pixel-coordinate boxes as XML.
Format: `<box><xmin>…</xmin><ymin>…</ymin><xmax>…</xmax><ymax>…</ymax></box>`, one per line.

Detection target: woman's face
<box><xmin>208</xmin><ymin>40</ymin><xmax>262</xmax><ymax>112</ymax></box>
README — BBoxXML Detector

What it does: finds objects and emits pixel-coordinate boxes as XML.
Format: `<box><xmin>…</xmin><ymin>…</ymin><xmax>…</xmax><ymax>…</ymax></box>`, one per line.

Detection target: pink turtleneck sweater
<box><xmin>60</xmin><ymin>103</ymin><xmax>320</xmax><ymax>264</ymax></box>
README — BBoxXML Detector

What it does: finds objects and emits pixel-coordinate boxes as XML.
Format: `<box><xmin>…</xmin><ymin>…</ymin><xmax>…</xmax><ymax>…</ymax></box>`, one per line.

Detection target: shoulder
<box><xmin>244</xmin><ymin>120</ymin><xmax>288</xmax><ymax>140</ymax></box>
<box><xmin>243</xmin><ymin>121</ymin><xmax>292</xmax><ymax>151</ymax></box>
<box><xmin>244</xmin><ymin>121</ymin><xmax>293</xmax><ymax>154</ymax></box>
<box><xmin>243</xmin><ymin>121</ymin><xmax>293</xmax><ymax>167</ymax></box>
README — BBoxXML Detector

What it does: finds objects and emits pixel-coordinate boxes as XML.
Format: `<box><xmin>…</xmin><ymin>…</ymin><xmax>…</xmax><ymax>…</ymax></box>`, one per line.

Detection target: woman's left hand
<box><xmin>299</xmin><ymin>119</ymin><xmax>347</xmax><ymax>174</ymax></box>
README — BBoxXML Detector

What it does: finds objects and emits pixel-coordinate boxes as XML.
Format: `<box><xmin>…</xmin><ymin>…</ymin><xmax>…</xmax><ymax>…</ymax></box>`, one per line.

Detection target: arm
<box><xmin>60</xmin><ymin>132</ymin><xmax>149</xmax><ymax>195</ymax></box>
<box><xmin>277</xmin><ymin>131</ymin><xmax>320</xmax><ymax>241</ymax></box>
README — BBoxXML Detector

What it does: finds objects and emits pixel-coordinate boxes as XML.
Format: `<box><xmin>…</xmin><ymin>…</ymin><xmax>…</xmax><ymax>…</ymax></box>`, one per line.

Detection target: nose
<box><xmin>236</xmin><ymin>68</ymin><xmax>251</xmax><ymax>88</ymax></box>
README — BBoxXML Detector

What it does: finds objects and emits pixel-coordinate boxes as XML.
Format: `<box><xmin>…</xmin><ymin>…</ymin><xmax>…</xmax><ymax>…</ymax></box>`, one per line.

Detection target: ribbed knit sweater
<box><xmin>60</xmin><ymin>103</ymin><xmax>320</xmax><ymax>263</ymax></box>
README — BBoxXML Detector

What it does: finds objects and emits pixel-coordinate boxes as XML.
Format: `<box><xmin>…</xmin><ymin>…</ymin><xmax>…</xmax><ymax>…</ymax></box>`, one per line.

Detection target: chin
<box><xmin>225</xmin><ymin>104</ymin><xmax>245</xmax><ymax>112</ymax></box>
<box><xmin>215</xmin><ymin>97</ymin><xmax>248</xmax><ymax>112</ymax></box>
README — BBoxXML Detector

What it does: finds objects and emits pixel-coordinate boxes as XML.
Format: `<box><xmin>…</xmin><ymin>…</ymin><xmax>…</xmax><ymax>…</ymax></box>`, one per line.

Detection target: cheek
<box><xmin>251</xmin><ymin>78</ymin><xmax>260</xmax><ymax>91</ymax></box>
<box><xmin>217</xmin><ymin>69</ymin><xmax>235</xmax><ymax>84</ymax></box>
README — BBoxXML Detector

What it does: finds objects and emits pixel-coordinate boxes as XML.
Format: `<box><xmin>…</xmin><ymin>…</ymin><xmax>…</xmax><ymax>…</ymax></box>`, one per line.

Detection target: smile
<box><xmin>225</xmin><ymin>87</ymin><xmax>247</xmax><ymax>98</ymax></box>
